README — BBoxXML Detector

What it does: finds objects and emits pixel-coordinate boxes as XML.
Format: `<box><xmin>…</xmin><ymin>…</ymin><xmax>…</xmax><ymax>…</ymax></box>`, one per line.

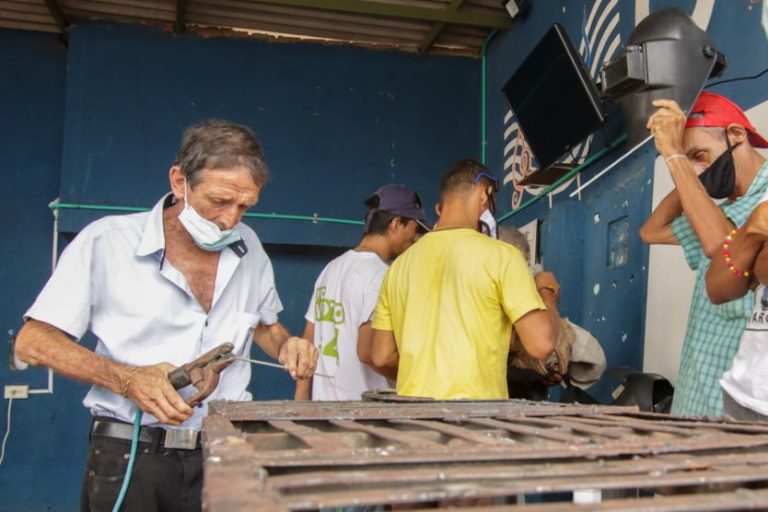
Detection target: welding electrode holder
<box><xmin>167</xmin><ymin>342</ymin><xmax>236</xmax><ymax>407</ymax></box>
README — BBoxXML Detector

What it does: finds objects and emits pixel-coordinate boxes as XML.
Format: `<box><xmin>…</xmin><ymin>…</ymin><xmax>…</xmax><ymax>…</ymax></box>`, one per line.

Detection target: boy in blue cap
<box><xmin>295</xmin><ymin>184</ymin><xmax>428</xmax><ymax>400</ymax></box>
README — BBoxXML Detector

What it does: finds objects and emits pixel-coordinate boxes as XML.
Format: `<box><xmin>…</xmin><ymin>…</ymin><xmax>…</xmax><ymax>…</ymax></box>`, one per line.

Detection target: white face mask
<box><xmin>178</xmin><ymin>179</ymin><xmax>242</xmax><ymax>252</ymax></box>
<box><xmin>479</xmin><ymin>209</ymin><xmax>497</xmax><ymax>239</ymax></box>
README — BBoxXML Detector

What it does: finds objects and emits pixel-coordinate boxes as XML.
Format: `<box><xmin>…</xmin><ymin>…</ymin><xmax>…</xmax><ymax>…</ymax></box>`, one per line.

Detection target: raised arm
<box><xmin>647</xmin><ymin>99</ymin><xmax>734</xmax><ymax>257</ymax></box>
<box><xmin>639</xmin><ymin>189</ymin><xmax>682</xmax><ymax>245</ymax></box>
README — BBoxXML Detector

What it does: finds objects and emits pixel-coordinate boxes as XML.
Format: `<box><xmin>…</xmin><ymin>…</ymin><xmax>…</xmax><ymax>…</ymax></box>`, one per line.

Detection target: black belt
<box><xmin>91</xmin><ymin>417</ymin><xmax>202</xmax><ymax>450</ymax></box>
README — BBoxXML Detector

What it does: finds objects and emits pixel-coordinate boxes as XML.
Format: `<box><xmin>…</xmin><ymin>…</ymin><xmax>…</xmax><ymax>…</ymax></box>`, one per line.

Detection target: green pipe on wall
<box><xmin>481</xmin><ymin>28</ymin><xmax>498</xmax><ymax>165</ymax></box>
<box><xmin>49</xmin><ymin>202</ymin><xmax>364</xmax><ymax>226</ymax></box>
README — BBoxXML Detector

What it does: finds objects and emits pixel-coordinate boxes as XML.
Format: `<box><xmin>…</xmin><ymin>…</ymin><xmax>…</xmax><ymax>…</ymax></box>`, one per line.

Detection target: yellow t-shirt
<box><xmin>372</xmin><ymin>228</ymin><xmax>545</xmax><ymax>399</ymax></box>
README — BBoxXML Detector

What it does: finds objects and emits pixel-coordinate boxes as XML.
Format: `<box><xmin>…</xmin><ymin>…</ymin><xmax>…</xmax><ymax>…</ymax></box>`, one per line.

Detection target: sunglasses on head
<box><xmin>473</xmin><ymin>172</ymin><xmax>499</xmax><ymax>192</ymax></box>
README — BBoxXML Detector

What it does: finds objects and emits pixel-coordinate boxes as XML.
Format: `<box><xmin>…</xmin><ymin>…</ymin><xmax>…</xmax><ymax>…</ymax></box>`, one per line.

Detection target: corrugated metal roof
<box><xmin>0</xmin><ymin>0</ymin><xmax>60</xmax><ymax>33</ymax></box>
<box><xmin>0</xmin><ymin>0</ymin><xmax>515</xmax><ymax>57</ymax></box>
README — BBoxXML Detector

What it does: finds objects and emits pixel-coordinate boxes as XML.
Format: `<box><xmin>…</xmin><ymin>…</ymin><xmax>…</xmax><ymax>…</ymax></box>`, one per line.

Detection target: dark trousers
<box><xmin>80</xmin><ymin>431</ymin><xmax>203</xmax><ymax>512</ymax></box>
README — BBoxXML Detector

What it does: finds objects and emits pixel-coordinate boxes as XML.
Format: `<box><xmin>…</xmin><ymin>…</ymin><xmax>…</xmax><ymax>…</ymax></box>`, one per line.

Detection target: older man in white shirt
<box><xmin>15</xmin><ymin>120</ymin><xmax>318</xmax><ymax>512</ymax></box>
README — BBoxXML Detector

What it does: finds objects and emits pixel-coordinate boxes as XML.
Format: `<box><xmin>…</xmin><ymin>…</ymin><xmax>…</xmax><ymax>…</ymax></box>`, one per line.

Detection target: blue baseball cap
<box><xmin>364</xmin><ymin>184</ymin><xmax>429</xmax><ymax>233</ymax></box>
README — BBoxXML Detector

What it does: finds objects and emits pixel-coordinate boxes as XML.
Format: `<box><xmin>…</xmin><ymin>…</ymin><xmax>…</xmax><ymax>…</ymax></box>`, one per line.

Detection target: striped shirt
<box><xmin>670</xmin><ymin>162</ymin><xmax>768</xmax><ymax>417</ymax></box>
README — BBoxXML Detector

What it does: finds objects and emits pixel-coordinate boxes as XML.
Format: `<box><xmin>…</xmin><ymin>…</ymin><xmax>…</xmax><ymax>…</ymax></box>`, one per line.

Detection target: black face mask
<box><xmin>698</xmin><ymin>133</ymin><xmax>741</xmax><ymax>199</ymax></box>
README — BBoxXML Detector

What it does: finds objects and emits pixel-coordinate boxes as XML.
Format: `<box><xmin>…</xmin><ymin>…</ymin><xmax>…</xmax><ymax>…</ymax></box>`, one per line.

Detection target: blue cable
<box><xmin>112</xmin><ymin>409</ymin><xmax>143</xmax><ymax>512</ymax></box>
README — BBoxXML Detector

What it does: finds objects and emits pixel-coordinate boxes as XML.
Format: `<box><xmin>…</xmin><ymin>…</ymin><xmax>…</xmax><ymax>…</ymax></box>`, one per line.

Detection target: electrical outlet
<box><xmin>4</xmin><ymin>384</ymin><xmax>29</xmax><ymax>399</ymax></box>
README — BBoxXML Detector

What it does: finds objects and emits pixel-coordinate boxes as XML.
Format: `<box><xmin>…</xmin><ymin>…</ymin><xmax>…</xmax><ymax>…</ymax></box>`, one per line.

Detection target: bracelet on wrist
<box><xmin>120</xmin><ymin>367</ymin><xmax>141</xmax><ymax>397</ymax></box>
<box><xmin>722</xmin><ymin>229</ymin><xmax>751</xmax><ymax>279</ymax></box>
<box><xmin>664</xmin><ymin>153</ymin><xmax>687</xmax><ymax>165</ymax></box>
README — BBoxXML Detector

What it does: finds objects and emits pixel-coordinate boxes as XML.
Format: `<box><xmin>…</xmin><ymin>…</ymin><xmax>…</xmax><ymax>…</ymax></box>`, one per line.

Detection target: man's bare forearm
<box><xmin>371</xmin><ymin>329</ymin><xmax>399</xmax><ymax>369</ymax></box>
<box><xmin>294</xmin><ymin>378</ymin><xmax>312</xmax><ymax>400</ymax></box>
<box><xmin>669</xmin><ymin>158</ymin><xmax>734</xmax><ymax>256</ymax></box>
<box><xmin>15</xmin><ymin>319</ymin><xmax>130</xmax><ymax>394</ymax></box>
<box><xmin>538</xmin><ymin>289</ymin><xmax>560</xmax><ymax>347</ymax></box>
<box><xmin>370</xmin><ymin>364</ymin><xmax>397</xmax><ymax>381</ymax></box>
<box><xmin>254</xmin><ymin>322</ymin><xmax>318</xmax><ymax>380</ymax></box>
<box><xmin>254</xmin><ymin>322</ymin><xmax>289</xmax><ymax>359</ymax></box>
<box><xmin>706</xmin><ymin>230</ymin><xmax>762</xmax><ymax>304</ymax></box>
<box><xmin>639</xmin><ymin>189</ymin><xmax>682</xmax><ymax>245</ymax></box>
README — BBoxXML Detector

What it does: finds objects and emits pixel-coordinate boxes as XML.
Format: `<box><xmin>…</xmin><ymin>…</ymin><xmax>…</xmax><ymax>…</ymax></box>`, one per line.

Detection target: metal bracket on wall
<box><xmin>569</xmin><ymin>134</ymin><xmax>654</xmax><ymax>198</ymax></box>
<box><xmin>43</xmin><ymin>0</ymin><xmax>69</xmax><ymax>45</ymax></box>
<box><xmin>418</xmin><ymin>0</ymin><xmax>466</xmax><ymax>54</ymax></box>
<box><xmin>498</xmin><ymin>133</ymin><xmax>628</xmax><ymax>223</ymax></box>
<box><xmin>175</xmin><ymin>0</ymin><xmax>187</xmax><ymax>34</ymax></box>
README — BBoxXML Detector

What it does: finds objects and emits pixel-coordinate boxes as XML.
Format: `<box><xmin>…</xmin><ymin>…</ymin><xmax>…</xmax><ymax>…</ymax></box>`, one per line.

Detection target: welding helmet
<box><xmin>600</xmin><ymin>7</ymin><xmax>726</xmax><ymax>147</ymax></box>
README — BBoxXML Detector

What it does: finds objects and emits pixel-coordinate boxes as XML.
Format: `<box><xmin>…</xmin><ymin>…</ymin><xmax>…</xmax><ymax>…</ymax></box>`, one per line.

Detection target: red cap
<box><xmin>685</xmin><ymin>92</ymin><xmax>768</xmax><ymax>148</ymax></box>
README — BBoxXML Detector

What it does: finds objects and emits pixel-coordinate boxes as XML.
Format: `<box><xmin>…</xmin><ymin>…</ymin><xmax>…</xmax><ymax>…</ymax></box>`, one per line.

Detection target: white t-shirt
<box><xmin>721</xmin><ymin>282</ymin><xmax>768</xmax><ymax>415</ymax></box>
<box><xmin>305</xmin><ymin>250</ymin><xmax>393</xmax><ymax>400</ymax></box>
<box><xmin>721</xmin><ymin>188</ymin><xmax>768</xmax><ymax>416</ymax></box>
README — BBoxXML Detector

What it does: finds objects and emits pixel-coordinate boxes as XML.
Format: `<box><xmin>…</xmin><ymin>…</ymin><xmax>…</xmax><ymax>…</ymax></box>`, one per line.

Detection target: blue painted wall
<box><xmin>4</xmin><ymin>2</ymin><xmax>766</xmax><ymax>509</ymax></box>
<box><xmin>0</xmin><ymin>22</ymin><xmax>479</xmax><ymax>511</ymax></box>
<box><xmin>485</xmin><ymin>0</ymin><xmax>768</xmax><ymax>402</ymax></box>
<box><xmin>56</xmin><ymin>22</ymin><xmax>480</xmax><ymax>245</ymax></box>
<box><xmin>0</xmin><ymin>29</ymin><xmax>89</xmax><ymax>512</ymax></box>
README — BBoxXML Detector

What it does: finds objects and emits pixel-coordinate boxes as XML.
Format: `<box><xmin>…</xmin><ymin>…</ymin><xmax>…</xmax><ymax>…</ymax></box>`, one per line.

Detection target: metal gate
<box><xmin>202</xmin><ymin>400</ymin><xmax>768</xmax><ymax>511</ymax></box>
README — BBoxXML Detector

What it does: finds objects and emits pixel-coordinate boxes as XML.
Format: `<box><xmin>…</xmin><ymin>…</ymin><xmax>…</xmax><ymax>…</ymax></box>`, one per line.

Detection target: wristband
<box><xmin>120</xmin><ymin>367</ymin><xmax>141</xmax><ymax>397</ymax></box>
<box><xmin>664</xmin><ymin>153</ymin><xmax>687</xmax><ymax>165</ymax></box>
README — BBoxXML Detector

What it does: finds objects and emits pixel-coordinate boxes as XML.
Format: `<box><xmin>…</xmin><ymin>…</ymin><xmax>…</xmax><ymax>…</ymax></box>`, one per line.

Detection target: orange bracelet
<box><xmin>722</xmin><ymin>229</ymin><xmax>751</xmax><ymax>279</ymax></box>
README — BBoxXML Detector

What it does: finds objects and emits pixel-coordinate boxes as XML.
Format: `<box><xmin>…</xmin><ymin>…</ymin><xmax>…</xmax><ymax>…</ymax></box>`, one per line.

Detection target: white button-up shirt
<box><xmin>26</xmin><ymin>194</ymin><xmax>283</xmax><ymax>430</ymax></box>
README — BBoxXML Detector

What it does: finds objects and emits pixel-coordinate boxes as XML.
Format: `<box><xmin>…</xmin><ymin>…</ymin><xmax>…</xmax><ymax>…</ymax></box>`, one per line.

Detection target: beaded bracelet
<box><xmin>722</xmin><ymin>229</ymin><xmax>751</xmax><ymax>279</ymax></box>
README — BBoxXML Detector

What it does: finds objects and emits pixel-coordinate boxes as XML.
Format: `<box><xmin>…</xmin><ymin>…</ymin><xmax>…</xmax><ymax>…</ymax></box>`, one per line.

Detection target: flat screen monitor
<box><xmin>502</xmin><ymin>23</ymin><xmax>606</xmax><ymax>171</ymax></box>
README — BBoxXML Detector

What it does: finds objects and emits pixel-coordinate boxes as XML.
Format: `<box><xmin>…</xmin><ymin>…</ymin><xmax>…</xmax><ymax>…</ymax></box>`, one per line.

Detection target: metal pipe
<box><xmin>568</xmin><ymin>134</ymin><xmax>653</xmax><ymax>198</ymax></box>
<box><xmin>236</xmin><ymin>357</ymin><xmax>334</xmax><ymax>379</ymax></box>
<box><xmin>497</xmin><ymin>133</ymin><xmax>628</xmax><ymax>222</ymax></box>
<box><xmin>481</xmin><ymin>28</ymin><xmax>498</xmax><ymax>164</ymax></box>
<box><xmin>49</xmin><ymin>202</ymin><xmax>364</xmax><ymax>226</ymax></box>
<box><xmin>27</xmin><ymin>200</ymin><xmax>61</xmax><ymax>393</ymax></box>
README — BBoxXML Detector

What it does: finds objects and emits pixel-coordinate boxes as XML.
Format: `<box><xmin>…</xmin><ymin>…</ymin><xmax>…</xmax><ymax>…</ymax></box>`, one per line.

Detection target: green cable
<box><xmin>497</xmin><ymin>133</ymin><xmax>628</xmax><ymax>223</ymax></box>
<box><xmin>243</xmin><ymin>212</ymin><xmax>362</xmax><ymax>226</ymax></box>
<box><xmin>112</xmin><ymin>409</ymin><xmax>143</xmax><ymax>512</ymax></box>
<box><xmin>49</xmin><ymin>202</ymin><xmax>364</xmax><ymax>226</ymax></box>
<box><xmin>52</xmin><ymin>203</ymin><xmax>147</xmax><ymax>213</ymax></box>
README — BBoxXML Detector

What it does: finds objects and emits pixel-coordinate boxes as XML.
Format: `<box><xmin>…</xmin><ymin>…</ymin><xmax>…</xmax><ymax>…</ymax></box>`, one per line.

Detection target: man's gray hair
<box><xmin>498</xmin><ymin>225</ymin><xmax>530</xmax><ymax>260</ymax></box>
<box><xmin>174</xmin><ymin>120</ymin><xmax>269</xmax><ymax>186</ymax></box>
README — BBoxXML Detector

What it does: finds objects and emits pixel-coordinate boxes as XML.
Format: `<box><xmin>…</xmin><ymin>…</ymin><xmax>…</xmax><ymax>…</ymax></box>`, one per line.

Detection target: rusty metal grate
<box><xmin>202</xmin><ymin>400</ymin><xmax>768</xmax><ymax>511</ymax></box>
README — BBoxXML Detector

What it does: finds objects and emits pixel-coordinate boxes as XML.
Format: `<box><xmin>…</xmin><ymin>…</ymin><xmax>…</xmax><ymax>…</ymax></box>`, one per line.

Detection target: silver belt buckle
<box><xmin>164</xmin><ymin>428</ymin><xmax>198</xmax><ymax>450</ymax></box>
